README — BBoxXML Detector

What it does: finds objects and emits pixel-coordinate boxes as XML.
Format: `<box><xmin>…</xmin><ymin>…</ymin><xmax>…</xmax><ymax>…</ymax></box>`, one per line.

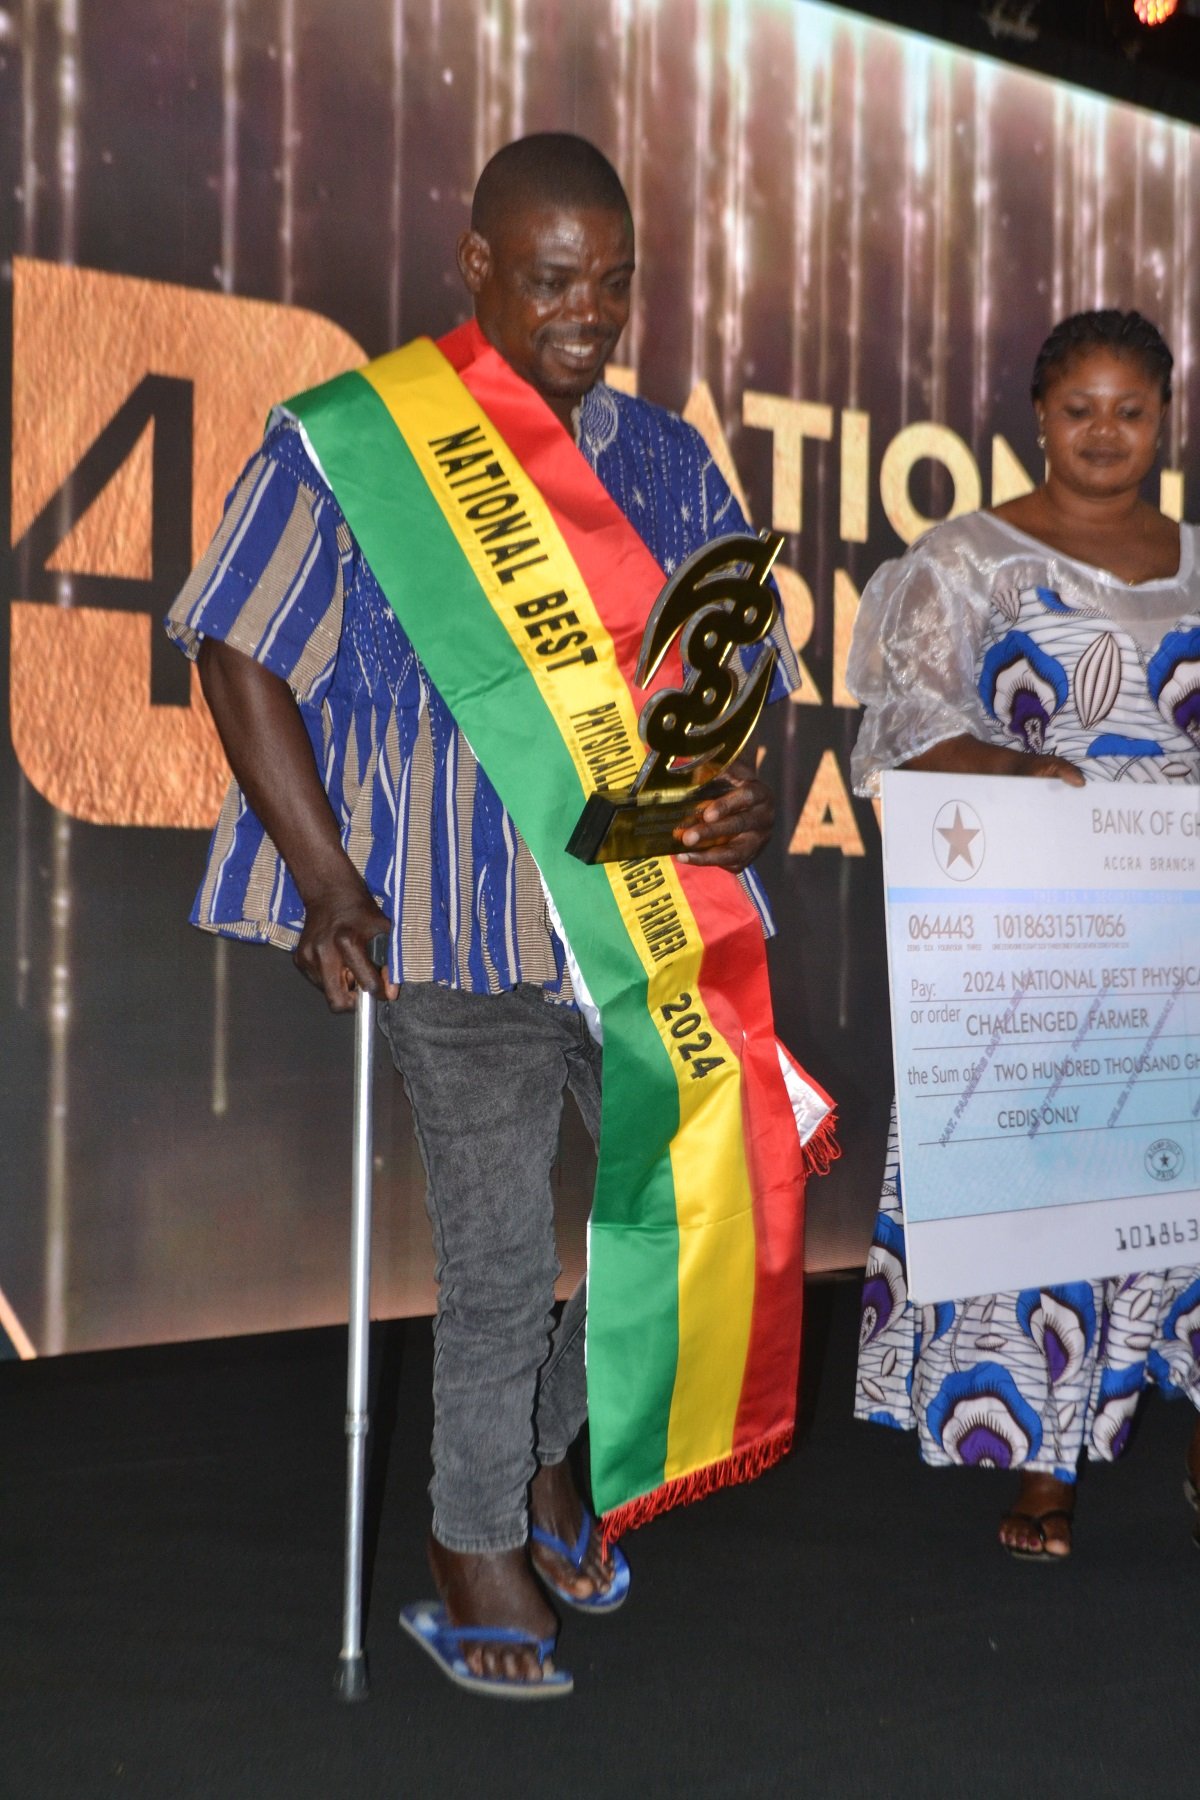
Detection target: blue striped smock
<box><xmin>166</xmin><ymin>378</ymin><xmax>796</xmax><ymax>994</ymax></box>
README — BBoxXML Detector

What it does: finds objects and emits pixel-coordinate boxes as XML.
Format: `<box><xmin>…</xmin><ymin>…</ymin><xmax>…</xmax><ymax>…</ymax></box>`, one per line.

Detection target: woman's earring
<box><xmin>1037</xmin><ymin>433</ymin><xmax>1046</xmax><ymax>450</ymax></box>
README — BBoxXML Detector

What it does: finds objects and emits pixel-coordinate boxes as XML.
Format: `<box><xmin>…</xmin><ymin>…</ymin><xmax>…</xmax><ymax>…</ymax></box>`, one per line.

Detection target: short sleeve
<box><xmin>847</xmin><ymin>524</ymin><xmax>995</xmax><ymax>797</ymax></box>
<box><xmin>164</xmin><ymin>423</ymin><xmax>348</xmax><ymax>705</ymax></box>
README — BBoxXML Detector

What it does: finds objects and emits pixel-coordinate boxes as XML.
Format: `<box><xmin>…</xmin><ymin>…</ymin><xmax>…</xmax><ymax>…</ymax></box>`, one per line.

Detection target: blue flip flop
<box><xmin>399</xmin><ymin>1601</ymin><xmax>573</xmax><ymax>1699</ymax></box>
<box><xmin>529</xmin><ymin>1507</ymin><xmax>631</xmax><ymax>1613</ymax></box>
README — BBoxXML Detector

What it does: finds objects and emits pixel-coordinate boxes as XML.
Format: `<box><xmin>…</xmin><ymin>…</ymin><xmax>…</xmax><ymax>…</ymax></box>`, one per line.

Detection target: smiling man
<box><xmin>463</xmin><ymin>143</ymin><xmax>635</xmax><ymax>423</ymax></box>
<box><xmin>165</xmin><ymin>134</ymin><xmax>809</xmax><ymax>1699</ymax></box>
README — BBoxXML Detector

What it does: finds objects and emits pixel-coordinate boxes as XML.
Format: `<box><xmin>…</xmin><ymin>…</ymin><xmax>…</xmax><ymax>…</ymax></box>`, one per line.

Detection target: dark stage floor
<box><xmin>1</xmin><ymin>1278</ymin><xmax>1196</xmax><ymax>1800</ymax></box>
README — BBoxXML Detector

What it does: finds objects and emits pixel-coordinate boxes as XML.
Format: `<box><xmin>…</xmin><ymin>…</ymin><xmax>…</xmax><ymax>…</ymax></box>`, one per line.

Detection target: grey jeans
<box><xmin>381</xmin><ymin>981</ymin><xmax>601</xmax><ymax>1554</ymax></box>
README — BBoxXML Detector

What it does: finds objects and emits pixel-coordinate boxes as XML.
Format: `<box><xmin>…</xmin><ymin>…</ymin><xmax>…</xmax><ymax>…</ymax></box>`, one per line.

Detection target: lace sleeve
<box><xmin>846</xmin><ymin>524</ymin><xmax>995</xmax><ymax>797</ymax></box>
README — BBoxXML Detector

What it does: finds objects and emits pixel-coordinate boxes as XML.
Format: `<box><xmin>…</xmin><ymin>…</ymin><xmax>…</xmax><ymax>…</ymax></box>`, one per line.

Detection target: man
<box><xmin>167</xmin><ymin>134</ymin><xmax>799</xmax><ymax>1697</ymax></box>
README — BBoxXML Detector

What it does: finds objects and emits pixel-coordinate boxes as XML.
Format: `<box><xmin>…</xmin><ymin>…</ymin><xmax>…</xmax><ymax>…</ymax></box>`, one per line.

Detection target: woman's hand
<box><xmin>903</xmin><ymin>733</ymin><xmax>1084</xmax><ymax>787</ymax></box>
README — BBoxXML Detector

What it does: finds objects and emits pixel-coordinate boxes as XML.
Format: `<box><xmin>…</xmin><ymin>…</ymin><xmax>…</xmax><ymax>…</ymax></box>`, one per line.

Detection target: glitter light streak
<box><xmin>718</xmin><ymin>0</ymin><xmax>751</xmax><ymax>414</ymax></box>
<box><xmin>608</xmin><ymin>0</ymin><xmax>647</xmax><ymax>374</ymax></box>
<box><xmin>213</xmin><ymin>0</ymin><xmax>244</xmax><ymax>1124</ymax></box>
<box><xmin>971</xmin><ymin>62</ymin><xmax>995</xmax><ymax>441</ymax></box>
<box><xmin>19</xmin><ymin>0</ymin><xmax>37</xmax><ymax>254</ymax></box>
<box><xmin>279</xmin><ymin>0</ymin><xmax>297</xmax><ymax>304</ymax></box>
<box><xmin>55</xmin><ymin>0</ymin><xmax>77</xmax><ymax>260</ymax></box>
<box><xmin>511</xmin><ymin>0</ymin><xmax>526</xmax><ymax>138</ymax></box>
<box><xmin>928</xmin><ymin>54</ymin><xmax>950</xmax><ymax>438</ymax></box>
<box><xmin>689</xmin><ymin>8</ymin><xmax>713</xmax><ymax>393</ymax></box>
<box><xmin>219</xmin><ymin>0</ymin><xmax>240</xmax><ymax>295</ymax></box>
<box><xmin>15</xmin><ymin>0</ymin><xmax>39</xmax><ymax>1022</ymax></box>
<box><xmin>899</xmin><ymin>42</ymin><xmax>932</xmax><ymax>428</ymax></box>
<box><xmin>844</xmin><ymin>26</ymin><xmax>865</xmax><ymax>415</ymax></box>
<box><xmin>388</xmin><ymin>0</ymin><xmax>405</xmax><ymax>341</ymax></box>
<box><xmin>1171</xmin><ymin>132</ymin><xmax>1192</xmax><ymax>463</ymax></box>
<box><xmin>1052</xmin><ymin>85</ymin><xmax>1067</xmax><ymax>324</ymax></box>
<box><xmin>811</xmin><ymin>41</ymin><xmax>833</xmax><ymax>580</ymax></box>
<box><xmin>43</xmin><ymin>0</ymin><xmax>82</xmax><ymax>1355</ymax></box>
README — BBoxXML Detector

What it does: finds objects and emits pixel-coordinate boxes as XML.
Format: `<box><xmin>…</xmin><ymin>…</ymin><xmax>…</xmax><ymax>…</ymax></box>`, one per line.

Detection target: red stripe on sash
<box><xmin>438</xmin><ymin>321</ymin><xmax>686</xmax><ymax>701</ymax></box>
<box><xmin>441</xmin><ymin>318</ymin><xmax>811</xmax><ymax>1462</ymax></box>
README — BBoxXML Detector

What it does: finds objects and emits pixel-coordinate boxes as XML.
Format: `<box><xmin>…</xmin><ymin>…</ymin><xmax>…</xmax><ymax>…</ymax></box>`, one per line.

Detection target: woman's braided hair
<box><xmin>1031</xmin><ymin>309</ymin><xmax>1174</xmax><ymax>403</ymax></box>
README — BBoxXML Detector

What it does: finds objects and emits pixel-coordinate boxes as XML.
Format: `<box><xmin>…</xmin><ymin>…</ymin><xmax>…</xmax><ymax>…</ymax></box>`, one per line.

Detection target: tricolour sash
<box><xmin>286</xmin><ymin>323</ymin><xmax>836</xmax><ymax>1536</ymax></box>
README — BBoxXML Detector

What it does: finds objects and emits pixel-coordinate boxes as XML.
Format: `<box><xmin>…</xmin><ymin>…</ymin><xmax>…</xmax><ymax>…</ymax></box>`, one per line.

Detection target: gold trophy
<box><xmin>566</xmin><ymin>530</ymin><xmax>786</xmax><ymax>864</ymax></box>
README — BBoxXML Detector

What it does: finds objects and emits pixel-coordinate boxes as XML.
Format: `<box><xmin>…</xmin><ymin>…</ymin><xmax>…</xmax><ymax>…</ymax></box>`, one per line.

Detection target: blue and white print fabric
<box><xmin>857</xmin><ymin>1117</ymin><xmax>1200</xmax><ymax>1476</ymax></box>
<box><xmin>848</xmin><ymin>511</ymin><xmax>1200</xmax><ymax>1473</ymax></box>
<box><xmin>848</xmin><ymin>511</ymin><xmax>1200</xmax><ymax>796</ymax></box>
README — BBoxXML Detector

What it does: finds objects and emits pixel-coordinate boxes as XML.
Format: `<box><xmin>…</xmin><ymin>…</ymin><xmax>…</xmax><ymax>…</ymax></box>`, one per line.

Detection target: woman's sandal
<box><xmin>1000</xmin><ymin>1507</ymin><xmax>1074</xmax><ymax>1563</ymax></box>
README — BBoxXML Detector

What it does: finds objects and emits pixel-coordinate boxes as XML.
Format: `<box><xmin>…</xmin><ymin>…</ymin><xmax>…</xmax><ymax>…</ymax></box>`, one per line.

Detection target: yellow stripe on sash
<box><xmin>362</xmin><ymin>341</ymin><xmax>756</xmax><ymax>1475</ymax></box>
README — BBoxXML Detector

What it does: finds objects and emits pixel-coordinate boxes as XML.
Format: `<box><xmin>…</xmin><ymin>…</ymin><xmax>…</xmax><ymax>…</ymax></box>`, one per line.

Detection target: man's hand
<box><xmin>674</xmin><ymin>758</ymin><xmax>775</xmax><ymax>872</ymax></box>
<box><xmin>293</xmin><ymin>873</ymin><xmax>399</xmax><ymax>1014</ymax></box>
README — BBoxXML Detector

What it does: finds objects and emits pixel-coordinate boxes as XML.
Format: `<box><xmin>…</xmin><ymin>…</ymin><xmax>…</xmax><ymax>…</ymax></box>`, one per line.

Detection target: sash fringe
<box><xmin>802</xmin><ymin>1110</ymin><xmax>841</xmax><ymax>1179</ymax></box>
<box><xmin>598</xmin><ymin>1114</ymin><xmax>838</xmax><ymax>1550</ymax></box>
<box><xmin>600</xmin><ymin>1425</ymin><xmax>794</xmax><ymax>1551</ymax></box>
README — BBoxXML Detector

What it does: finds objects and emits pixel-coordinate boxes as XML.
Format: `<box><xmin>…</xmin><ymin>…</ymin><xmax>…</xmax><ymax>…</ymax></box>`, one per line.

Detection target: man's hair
<box><xmin>471</xmin><ymin>134</ymin><xmax>630</xmax><ymax>239</ymax></box>
<box><xmin>1031</xmin><ymin>309</ymin><xmax>1174</xmax><ymax>402</ymax></box>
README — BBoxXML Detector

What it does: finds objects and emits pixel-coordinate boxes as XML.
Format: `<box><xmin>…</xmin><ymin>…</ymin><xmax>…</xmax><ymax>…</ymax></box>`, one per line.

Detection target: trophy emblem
<box><xmin>566</xmin><ymin>530</ymin><xmax>786</xmax><ymax>864</ymax></box>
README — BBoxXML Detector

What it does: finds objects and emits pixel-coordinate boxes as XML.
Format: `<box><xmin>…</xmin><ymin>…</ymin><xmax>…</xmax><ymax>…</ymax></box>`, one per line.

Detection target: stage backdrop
<box><xmin>1</xmin><ymin>0</ymin><xmax>1197</xmax><ymax>1356</ymax></box>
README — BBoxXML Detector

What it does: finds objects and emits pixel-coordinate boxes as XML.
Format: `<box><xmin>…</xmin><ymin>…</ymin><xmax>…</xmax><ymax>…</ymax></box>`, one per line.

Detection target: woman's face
<box><xmin>1037</xmin><ymin>347</ymin><xmax>1167</xmax><ymax>500</ymax></box>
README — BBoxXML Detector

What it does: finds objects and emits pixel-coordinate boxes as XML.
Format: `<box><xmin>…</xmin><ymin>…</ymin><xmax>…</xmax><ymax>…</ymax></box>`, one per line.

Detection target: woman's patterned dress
<box><xmin>847</xmin><ymin>511</ymin><xmax>1200</xmax><ymax>1478</ymax></box>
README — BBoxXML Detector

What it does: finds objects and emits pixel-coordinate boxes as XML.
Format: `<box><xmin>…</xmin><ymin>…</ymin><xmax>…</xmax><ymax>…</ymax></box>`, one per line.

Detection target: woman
<box><xmin>849</xmin><ymin>310</ymin><xmax>1200</xmax><ymax>1558</ymax></box>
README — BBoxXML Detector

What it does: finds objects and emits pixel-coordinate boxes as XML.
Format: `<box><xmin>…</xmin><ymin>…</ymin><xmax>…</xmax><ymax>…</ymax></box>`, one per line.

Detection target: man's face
<box><xmin>458</xmin><ymin>203</ymin><xmax>634</xmax><ymax>426</ymax></box>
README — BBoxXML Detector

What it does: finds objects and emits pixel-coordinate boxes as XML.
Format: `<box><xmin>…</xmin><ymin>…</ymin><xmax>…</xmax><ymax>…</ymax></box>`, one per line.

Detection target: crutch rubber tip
<box><xmin>334</xmin><ymin>1652</ymin><xmax>370</xmax><ymax>1702</ymax></box>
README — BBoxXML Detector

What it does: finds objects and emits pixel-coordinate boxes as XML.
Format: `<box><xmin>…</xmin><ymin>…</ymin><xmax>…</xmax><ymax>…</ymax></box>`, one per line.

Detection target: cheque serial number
<box><xmin>992</xmin><ymin>912</ymin><xmax>1126</xmax><ymax>943</ymax></box>
<box><xmin>1115</xmin><ymin>1217</ymin><xmax>1200</xmax><ymax>1252</ymax></box>
<box><xmin>907</xmin><ymin>913</ymin><xmax>975</xmax><ymax>942</ymax></box>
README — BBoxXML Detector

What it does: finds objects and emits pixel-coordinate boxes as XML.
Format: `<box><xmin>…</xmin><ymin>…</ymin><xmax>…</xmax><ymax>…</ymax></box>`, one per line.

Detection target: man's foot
<box><xmin>427</xmin><ymin>1535</ymin><xmax>561</xmax><ymax>1688</ymax></box>
<box><xmin>528</xmin><ymin>1459</ymin><xmax>623</xmax><ymax>1605</ymax></box>
<box><xmin>998</xmin><ymin>1471</ymin><xmax>1075</xmax><ymax>1561</ymax></box>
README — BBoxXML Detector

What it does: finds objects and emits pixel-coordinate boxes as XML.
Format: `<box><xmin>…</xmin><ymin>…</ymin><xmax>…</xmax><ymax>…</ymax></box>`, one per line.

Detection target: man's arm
<box><xmin>197</xmin><ymin>638</ymin><xmax>398</xmax><ymax>1012</ymax></box>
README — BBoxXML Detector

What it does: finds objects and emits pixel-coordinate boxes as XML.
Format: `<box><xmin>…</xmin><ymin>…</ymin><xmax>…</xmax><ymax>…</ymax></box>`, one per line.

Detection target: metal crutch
<box><xmin>334</xmin><ymin>933</ymin><xmax>389</xmax><ymax>1702</ymax></box>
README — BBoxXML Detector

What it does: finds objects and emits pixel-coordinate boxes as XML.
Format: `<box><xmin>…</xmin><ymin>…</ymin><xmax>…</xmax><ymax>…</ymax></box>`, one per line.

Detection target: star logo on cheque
<box><xmin>1145</xmin><ymin>1139</ymin><xmax>1184</xmax><ymax>1182</ymax></box>
<box><xmin>932</xmin><ymin>800</ymin><xmax>985</xmax><ymax>882</ymax></box>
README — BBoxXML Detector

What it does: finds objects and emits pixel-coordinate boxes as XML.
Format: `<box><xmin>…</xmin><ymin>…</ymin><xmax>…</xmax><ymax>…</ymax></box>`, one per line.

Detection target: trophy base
<box><xmin>566</xmin><ymin>778</ymin><xmax>732</xmax><ymax>865</ymax></box>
